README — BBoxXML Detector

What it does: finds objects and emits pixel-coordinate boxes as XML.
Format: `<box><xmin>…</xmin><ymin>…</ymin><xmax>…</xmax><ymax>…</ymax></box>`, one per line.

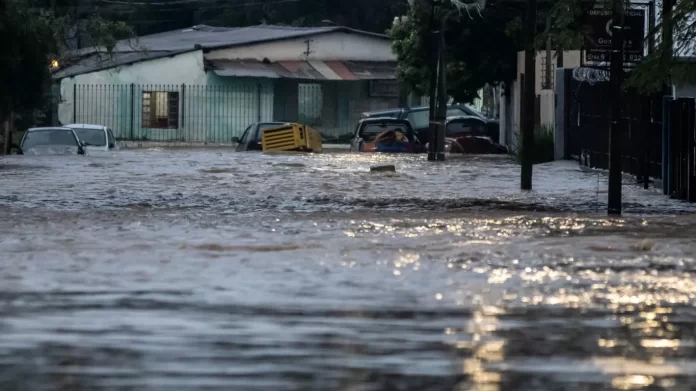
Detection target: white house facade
<box><xmin>54</xmin><ymin>25</ymin><xmax>401</xmax><ymax>142</ymax></box>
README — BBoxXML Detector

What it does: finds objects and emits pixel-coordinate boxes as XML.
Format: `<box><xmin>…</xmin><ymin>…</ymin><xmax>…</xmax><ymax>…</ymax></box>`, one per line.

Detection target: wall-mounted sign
<box><xmin>584</xmin><ymin>8</ymin><xmax>646</xmax><ymax>63</ymax></box>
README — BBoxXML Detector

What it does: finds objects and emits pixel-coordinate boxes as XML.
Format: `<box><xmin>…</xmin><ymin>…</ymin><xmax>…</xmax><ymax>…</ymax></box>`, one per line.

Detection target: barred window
<box><xmin>142</xmin><ymin>91</ymin><xmax>179</xmax><ymax>129</ymax></box>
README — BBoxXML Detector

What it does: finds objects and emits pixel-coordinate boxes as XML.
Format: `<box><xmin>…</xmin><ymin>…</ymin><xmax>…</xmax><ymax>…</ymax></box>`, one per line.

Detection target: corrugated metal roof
<box><xmin>211</xmin><ymin>60</ymin><xmax>282</xmax><ymax>78</ymax></box>
<box><xmin>209</xmin><ymin>60</ymin><xmax>396</xmax><ymax>81</ymax></box>
<box><xmin>54</xmin><ymin>25</ymin><xmax>390</xmax><ymax>79</ymax></box>
<box><xmin>344</xmin><ymin>61</ymin><xmax>398</xmax><ymax>80</ymax></box>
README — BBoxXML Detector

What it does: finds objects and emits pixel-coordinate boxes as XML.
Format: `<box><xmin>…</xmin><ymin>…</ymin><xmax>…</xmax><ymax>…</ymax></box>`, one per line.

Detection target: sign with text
<box><xmin>584</xmin><ymin>8</ymin><xmax>646</xmax><ymax>63</ymax></box>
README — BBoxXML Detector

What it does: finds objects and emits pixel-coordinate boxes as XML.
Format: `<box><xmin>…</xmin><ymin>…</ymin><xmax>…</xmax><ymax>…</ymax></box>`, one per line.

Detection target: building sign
<box><xmin>584</xmin><ymin>8</ymin><xmax>646</xmax><ymax>63</ymax></box>
<box><xmin>369</xmin><ymin>80</ymin><xmax>399</xmax><ymax>97</ymax></box>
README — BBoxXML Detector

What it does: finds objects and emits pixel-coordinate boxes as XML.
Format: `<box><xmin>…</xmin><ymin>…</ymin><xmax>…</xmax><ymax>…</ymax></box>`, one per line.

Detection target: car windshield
<box><xmin>446</xmin><ymin>120</ymin><xmax>487</xmax><ymax>138</ymax></box>
<box><xmin>361</xmin><ymin>123</ymin><xmax>409</xmax><ymax>142</ymax></box>
<box><xmin>463</xmin><ymin>105</ymin><xmax>486</xmax><ymax>118</ymax></box>
<box><xmin>22</xmin><ymin>129</ymin><xmax>78</xmax><ymax>149</ymax></box>
<box><xmin>73</xmin><ymin>128</ymin><xmax>106</xmax><ymax>146</ymax></box>
<box><xmin>407</xmin><ymin>108</ymin><xmax>469</xmax><ymax>129</ymax></box>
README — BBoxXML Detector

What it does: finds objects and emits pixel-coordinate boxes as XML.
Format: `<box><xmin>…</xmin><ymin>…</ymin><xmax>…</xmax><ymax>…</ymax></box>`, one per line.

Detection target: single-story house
<box><xmin>53</xmin><ymin>24</ymin><xmax>404</xmax><ymax>142</ymax></box>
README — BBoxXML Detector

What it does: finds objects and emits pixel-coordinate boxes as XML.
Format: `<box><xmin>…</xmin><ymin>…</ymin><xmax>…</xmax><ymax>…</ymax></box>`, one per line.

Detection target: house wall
<box><xmin>205</xmin><ymin>32</ymin><xmax>395</xmax><ymax>62</ymax></box>
<box><xmin>503</xmin><ymin>50</ymin><xmax>582</xmax><ymax>150</ymax></box>
<box><xmin>58</xmin><ymin>50</ymin><xmax>274</xmax><ymax>142</ymax></box>
<box><xmin>272</xmin><ymin>80</ymin><xmax>398</xmax><ymax>139</ymax></box>
<box><xmin>674</xmin><ymin>83</ymin><xmax>696</xmax><ymax>98</ymax></box>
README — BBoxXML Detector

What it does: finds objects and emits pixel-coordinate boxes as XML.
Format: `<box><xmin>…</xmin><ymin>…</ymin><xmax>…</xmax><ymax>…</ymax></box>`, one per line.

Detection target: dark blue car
<box><xmin>234</xmin><ymin>122</ymin><xmax>291</xmax><ymax>152</ymax></box>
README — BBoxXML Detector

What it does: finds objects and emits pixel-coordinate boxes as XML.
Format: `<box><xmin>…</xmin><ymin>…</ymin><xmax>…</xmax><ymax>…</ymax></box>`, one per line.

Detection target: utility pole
<box><xmin>427</xmin><ymin>3</ymin><xmax>439</xmax><ymax>161</ymax></box>
<box><xmin>434</xmin><ymin>15</ymin><xmax>448</xmax><ymax>161</ymax></box>
<box><xmin>607</xmin><ymin>0</ymin><xmax>626</xmax><ymax>215</ymax></box>
<box><xmin>521</xmin><ymin>0</ymin><xmax>537</xmax><ymax>190</ymax></box>
<box><xmin>661</xmin><ymin>0</ymin><xmax>675</xmax><ymax>95</ymax></box>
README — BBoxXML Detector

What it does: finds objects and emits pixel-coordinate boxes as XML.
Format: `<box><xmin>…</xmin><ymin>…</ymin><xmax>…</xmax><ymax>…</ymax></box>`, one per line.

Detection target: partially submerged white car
<box><xmin>64</xmin><ymin>124</ymin><xmax>119</xmax><ymax>152</ymax></box>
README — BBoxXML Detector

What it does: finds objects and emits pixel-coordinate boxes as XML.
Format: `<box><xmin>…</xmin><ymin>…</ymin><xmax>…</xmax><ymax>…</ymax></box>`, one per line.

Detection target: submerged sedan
<box><xmin>65</xmin><ymin>124</ymin><xmax>118</xmax><ymax>152</ymax></box>
<box><xmin>234</xmin><ymin>122</ymin><xmax>292</xmax><ymax>152</ymax></box>
<box><xmin>349</xmin><ymin>118</ymin><xmax>423</xmax><ymax>153</ymax></box>
<box><xmin>18</xmin><ymin>127</ymin><xmax>87</xmax><ymax>155</ymax></box>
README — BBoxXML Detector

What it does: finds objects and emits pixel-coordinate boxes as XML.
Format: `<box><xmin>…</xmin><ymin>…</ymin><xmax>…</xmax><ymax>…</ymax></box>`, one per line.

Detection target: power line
<box><xmin>35</xmin><ymin>0</ymin><xmax>312</xmax><ymax>12</ymax></box>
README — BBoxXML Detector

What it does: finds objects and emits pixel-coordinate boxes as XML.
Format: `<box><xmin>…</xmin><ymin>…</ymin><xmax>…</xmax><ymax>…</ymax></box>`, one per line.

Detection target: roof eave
<box><xmin>202</xmin><ymin>26</ymin><xmax>389</xmax><ymax>52</ymax></box>
<box><xmin>52</xmin><ymin>48</ymin><xmax>198</xmax><ymax>80</ymax></box>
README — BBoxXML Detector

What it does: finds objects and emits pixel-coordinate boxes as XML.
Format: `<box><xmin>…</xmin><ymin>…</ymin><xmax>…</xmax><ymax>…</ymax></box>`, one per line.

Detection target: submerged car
<box><xmin>234</xmin><ymin>122</ymin><xmax>291</xmax><ymax>152</ymax></box>
<box><xmin>436</xmin><ymin>116</ymin><xmax>507</xmax><ymax>154</ymax></box>
<box><xmin>361</xmin><ymin>104</ymin><xmax>500</xmax><ymax>143</ymax></box>
<box><xmin>64</xmin><ymin>124</ymin><xmax>118</xmax><ymax>152</ymax></box>
<box><xmin>349</xmin><ymin>118</ymin><xmax>423</xmax><ymax>153</ymax></box>
<box><xmin>18</xmin><ymin>127</ymin><xmax>86</xmax><ymax>156</ymax></box>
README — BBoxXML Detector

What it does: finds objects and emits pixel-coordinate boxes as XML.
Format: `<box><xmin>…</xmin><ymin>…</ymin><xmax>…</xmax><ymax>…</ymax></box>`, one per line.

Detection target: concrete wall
<box><xmin>58</xmin><ymin>51</ymin><xmax>206</xmax><ymax>127</ymax></box>
<box><xmin>205</xmin><ymin>32</ymin><xmax>395</xmax><ymax>62</ymax></box>
<box><xmin>503</xmin><ymin>50</ymin><xmax>582</xmax><ymax>150</ymax></box>
<box><xmin>674</xmin><ymin>83</ymin><xmax>696</xmax><ymax>98</ymax></box>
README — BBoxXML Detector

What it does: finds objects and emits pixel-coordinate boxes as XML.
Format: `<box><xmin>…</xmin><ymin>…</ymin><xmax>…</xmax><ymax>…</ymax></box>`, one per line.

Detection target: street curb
<box><xmin>577</xmin><ymin>161</ymin><xmax>664</xmax><ymax>190</ymax></box>
<box><xmin>119</xmin><ymin>141</ymin><xmax>352</xmax><ymax>151</ymax></box>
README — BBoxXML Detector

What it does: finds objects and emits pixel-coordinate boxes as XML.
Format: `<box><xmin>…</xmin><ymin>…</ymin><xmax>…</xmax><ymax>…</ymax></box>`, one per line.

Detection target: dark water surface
<box><xmin>1</xmin><ymin>150</ymin><xmax>696</xmax><ymax>391</ymax></box>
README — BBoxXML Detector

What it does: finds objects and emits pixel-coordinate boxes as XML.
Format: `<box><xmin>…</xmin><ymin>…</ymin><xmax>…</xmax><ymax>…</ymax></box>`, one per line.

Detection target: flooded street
<box><xmin>1</xmin><ymin>149</ymin><xmax>696</xmax><ymax>391</ymax></box>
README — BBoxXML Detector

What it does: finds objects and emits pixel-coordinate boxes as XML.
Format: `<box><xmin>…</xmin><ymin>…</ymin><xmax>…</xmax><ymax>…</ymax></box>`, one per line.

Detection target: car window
<box><xmin>107</xmin><ymin>129</ymin><xmax>116</xmax><ymax>147</ymax></box>
<box><xmin>22</xmin><ymin>129</ymin><xmax>78</xmax><ymax>149</ymax></box>
<box><xmin>239</xmin><ymin>126</ymin><xmax>252</xmax><ymax>144</ymax></box>
<box><xmin>461</xmin><ymin>105</ymin><xmax>487</xmax><ymax>119</ymax></box>
<box><xmin>73</xmin><ymin>128</ymin><xmax>107</xmax><ymax>146</ymax></box>
<box><xmin>360</xmin><ymin>123</ymin><xmax>410</xmax><ymax>142</ymax></box>
<box><xmin>446</xmin><ymin>120</ymin><xmax>487</xmax><ymax>137</ymax></box>
<box><xmin>407</xmin><ymin>108</ymin><xmax>467</xmax><ymax>129</ymax></box>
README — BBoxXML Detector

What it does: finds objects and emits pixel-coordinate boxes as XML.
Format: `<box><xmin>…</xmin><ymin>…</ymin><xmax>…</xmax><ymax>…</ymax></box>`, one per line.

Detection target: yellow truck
<box><xmin>261</xmin><ymin>123</ymin><xmax>323</xmax><ymax>153</ymax></box>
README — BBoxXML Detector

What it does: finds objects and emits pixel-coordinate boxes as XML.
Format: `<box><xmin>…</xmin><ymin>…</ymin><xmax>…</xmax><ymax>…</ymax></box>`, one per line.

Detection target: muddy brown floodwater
<box><xmin>1</xmin><ymin>149</ymin><xmax>696</xmax><ymax>391</ymax></box>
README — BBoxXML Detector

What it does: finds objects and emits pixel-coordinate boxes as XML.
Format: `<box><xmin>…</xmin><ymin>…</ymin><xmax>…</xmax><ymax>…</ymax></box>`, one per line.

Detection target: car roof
<box><xmin>27</xmin><ymin>127</ymin><xmax>74</xmax><ymax>132</ymax></box>
<box><xmin>446</xmin><ymin>115</ymin><xmax>486</xmax><ymax>122</ymax></box>
<box><xmin>360</xmin><ymin>117</ymin><xmax>410</xmax><ymax>124</ymax></box>
<box><xmin>64</xmin><ymin>124</ymin><xmax>107</xmax><ymax>129</ymax></box>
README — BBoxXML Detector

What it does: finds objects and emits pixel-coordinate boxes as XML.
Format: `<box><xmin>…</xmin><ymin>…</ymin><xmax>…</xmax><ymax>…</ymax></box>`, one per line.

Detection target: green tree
<box><xmin>389</xmin><ymin>0</ymin><xmax>524</xmax><ymax>103</ymax></box>
<box><xmin>544</xmin><ymin>0</ymin><xmax>696</xmax><ymax>92</ymax></box>
<box><xmin>0</xmin><ymin>0</ymin><xmax>134</xmax><ymax>131</ymax></box>
<box><xmin>0</xmin><ymin>0</ymin><xmax>56</xmax><ymax>124</ymax></box>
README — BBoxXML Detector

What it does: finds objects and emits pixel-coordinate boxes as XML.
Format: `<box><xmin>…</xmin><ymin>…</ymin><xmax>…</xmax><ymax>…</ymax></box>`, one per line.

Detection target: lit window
<box><xmin>142</xmin><ymin>91</ymin><xmax>179</xmax><ymax>129</ymax></box>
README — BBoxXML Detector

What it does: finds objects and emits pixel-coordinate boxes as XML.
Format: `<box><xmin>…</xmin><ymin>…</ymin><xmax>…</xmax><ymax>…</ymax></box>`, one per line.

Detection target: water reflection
<box><xmin>1</xmin><ymin>151</ymin><xmax>696</xmax><ymax>390</ymax></box>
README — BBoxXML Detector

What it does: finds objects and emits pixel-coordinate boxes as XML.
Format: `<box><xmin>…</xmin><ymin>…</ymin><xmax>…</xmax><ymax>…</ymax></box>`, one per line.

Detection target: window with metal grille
<box><xmin>142</xmin><ymin>91</ymin><xmax>179</xmax><ymax>129</ymax></box>
<box><xmin>540</xmin><ymin>56</ymin><xmax>555</xmax><ymax>90</ymax></box>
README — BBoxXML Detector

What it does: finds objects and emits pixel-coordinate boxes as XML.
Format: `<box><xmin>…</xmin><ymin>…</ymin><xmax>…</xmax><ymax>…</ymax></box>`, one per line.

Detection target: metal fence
<box><xmin>72</xmin><ymin>84</ymin><xmax>274</xmax><ymax>143</ymax></box>
<box><xmin>664</xmin><ymin>97</ymin><xmax>696</xmax><ymax>201</ymax></box>
<box><xmin>566</xmin><ymin>76</ymin><xmax>663</xmax><ymax>185</ymax></box>
<box><xmin>68</xmin><ymin>83</ymin><xmax>397</xmax><ymax>143</ymax></box>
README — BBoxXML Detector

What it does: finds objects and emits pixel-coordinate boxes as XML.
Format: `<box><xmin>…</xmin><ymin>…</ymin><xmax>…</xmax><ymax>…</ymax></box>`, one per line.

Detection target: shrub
<box><xmin>516</xmin><ymin>124</ymin><xmax>555</xmax><ymax>165</ymax></box>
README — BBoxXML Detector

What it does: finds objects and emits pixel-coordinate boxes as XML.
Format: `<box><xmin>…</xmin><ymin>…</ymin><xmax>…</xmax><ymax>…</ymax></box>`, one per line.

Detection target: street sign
<box><xmin>584</xmin><ymin>8</ymin><xmax>646</xmax><ymax>63</ymax></box>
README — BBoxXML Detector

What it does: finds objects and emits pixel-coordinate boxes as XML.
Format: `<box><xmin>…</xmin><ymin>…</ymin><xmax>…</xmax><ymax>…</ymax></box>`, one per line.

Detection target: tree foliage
<box><xmin>545</xmin><ymin>0</ymin><xmax>696</xmax><ymax>92</ymax></box>
<box><xmin>389</xmin><ymin>0</ymin><xmax>524</xmax><ymax>104</ymax></box>
<box><xmin>0</xmin><ymin>0</ymin><xmax>56</xmax><ymax>120</ymax></box>
<box><xmin>0</xmin><ymin>0</ymin><xmax>134</xmax><ymax>126</ymax></box>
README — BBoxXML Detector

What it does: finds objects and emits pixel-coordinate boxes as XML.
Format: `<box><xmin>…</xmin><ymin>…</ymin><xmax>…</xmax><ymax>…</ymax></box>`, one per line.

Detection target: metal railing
<box><xmin>67</xmin><ymin>83</ymin><xmax>369</xmax><ymax>143</ymax></box>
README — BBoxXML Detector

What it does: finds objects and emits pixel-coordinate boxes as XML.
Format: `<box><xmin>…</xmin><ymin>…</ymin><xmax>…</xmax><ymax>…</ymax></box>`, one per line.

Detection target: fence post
<box><xmin>181</xmin><ymin>83</ymin><xmax>186</xmax><ymax>131</ymax></box>
<box><xmin>669</xmin><ymin>99</ymin><xmax>680</xmax><ymax>198</ymax></box>
<box><xmin>73</xmin><ymin>84</ymin><xmax>77</xmax><ymax>123</ymax></box>
<box><xmin>257</xmin><ymin>83</ymin><xmax>262</xmax><ymax>122</ymax></box>
<box><xmin>679</xmin><ymin>97</ymin><xmax>694</xmax><ymax>201</ymax></box>
<box><xmin>687</xmin><ymin>98</ymin><xmax>696</xmax><ymax>202</ymax></box>
<box><xmin>663</xmin><ymin>96</ymin><xmax>673</xmax><ymax>195</ymax></box>
<box><xmin>639</xmin><ymin>97</ymin><xmax>650</xmax><ymax>189</ymax></box>
<box><xmin>130</xmin><ymin>83</ymin><xmax>135</xmax><ymax>141</ymax></box>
